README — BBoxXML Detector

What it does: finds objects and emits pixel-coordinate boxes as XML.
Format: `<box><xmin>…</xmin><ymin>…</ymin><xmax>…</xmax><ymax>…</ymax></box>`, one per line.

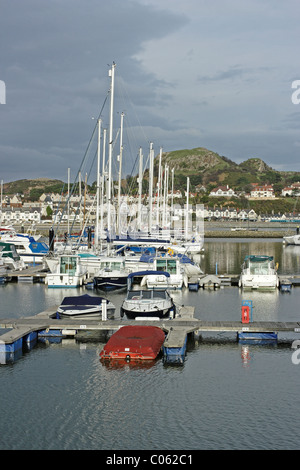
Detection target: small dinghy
<box><xmin>99</xmin><ymin>325</ymin><xmax>166</xmax><ymax>361</ymax></box>
<box><xmin>56</xmin><ymin>294</ymin><xmax>115</xmax><ymax>319</ymax></box>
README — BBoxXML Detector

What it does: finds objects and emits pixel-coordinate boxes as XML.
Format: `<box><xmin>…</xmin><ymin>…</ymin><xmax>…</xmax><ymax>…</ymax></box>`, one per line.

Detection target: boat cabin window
<box><xmin>111</xmin><ymin>261</ymin><xmax>124</xmax><ymax>270</ymax></box>
<box><xmin>15</xmin><ymin>244</ymin><xmax>26</xmax><ymax>250</ymax></box>
<box><xmin>60</xmin><ymin>256</ymin><xmax>77</xmax><ymax>274</ymax></box>
<box><xmin>156</xmin><ymin>259</ymin><xmax>177</xmax><ymax>274</ymax></box>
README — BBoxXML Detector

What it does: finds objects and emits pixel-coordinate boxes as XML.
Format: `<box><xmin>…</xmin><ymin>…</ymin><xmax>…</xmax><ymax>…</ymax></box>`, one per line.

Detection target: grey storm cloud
<box><xmin>0</xmin><ymin>0</ymin><xmax>300</xmax><ymax>183</ymax></box>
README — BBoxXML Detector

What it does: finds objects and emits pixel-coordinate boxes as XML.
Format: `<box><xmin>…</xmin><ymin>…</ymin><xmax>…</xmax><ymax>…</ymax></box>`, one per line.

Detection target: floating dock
<box><xmin>1</xmin><ymin>304</ymin><xmax>300</xmax><ymax>364</ymax></box>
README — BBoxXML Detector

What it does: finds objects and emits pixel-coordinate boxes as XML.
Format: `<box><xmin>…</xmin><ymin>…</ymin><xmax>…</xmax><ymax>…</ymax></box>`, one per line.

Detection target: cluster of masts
<box><xmin>71</xmin><ymin>62</ymin><xmax>192</xmax><ymax>248</ymax></box>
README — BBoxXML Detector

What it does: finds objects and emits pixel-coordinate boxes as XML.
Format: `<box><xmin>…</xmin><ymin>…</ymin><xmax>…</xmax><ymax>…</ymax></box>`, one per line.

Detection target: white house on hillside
<box><xmin>250</xmin><ymin>184</ymin><xmax>275</xmax><ymax>198</ymax></box>
<box><xmin>209</xmin><ymin>185</ymin><xmax>236</xmax><ymax>197</ymax></box>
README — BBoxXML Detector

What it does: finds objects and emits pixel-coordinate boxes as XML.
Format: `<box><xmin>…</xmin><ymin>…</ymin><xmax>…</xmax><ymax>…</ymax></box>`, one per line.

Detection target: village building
<box><xmin>249</xmin><ymin>184</ymin><xmax>275</xmax><ymax>199</ymax></box>
<box><xmin>281</xmin><ymin>182</ymin><xmax>300</xmax><ymax>197</ymax></box>
<box><xmin>209</xmin><ymin>185</ymin><xmax>236</xmax><ymax>197</ymax></box>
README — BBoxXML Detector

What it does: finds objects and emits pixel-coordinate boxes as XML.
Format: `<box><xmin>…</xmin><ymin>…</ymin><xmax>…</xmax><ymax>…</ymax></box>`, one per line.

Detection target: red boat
<box><xmin>99</xmin><ymin>325</ymin><xmax>166</xmax><ymax>361</ymax></box>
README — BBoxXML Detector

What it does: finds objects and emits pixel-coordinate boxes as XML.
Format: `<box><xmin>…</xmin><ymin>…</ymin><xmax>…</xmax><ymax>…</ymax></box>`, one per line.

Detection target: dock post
<box><xmin>102</xmin><ymin>299</ymin><xmax>107</xmax><ymax>321</ymax></box>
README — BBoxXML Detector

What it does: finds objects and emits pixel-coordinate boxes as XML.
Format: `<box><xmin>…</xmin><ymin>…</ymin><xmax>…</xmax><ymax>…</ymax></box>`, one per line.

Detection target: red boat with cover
<box><xmin>100</xmin><ymin>325</ymin><xmax>165</xmax><ymax>361</ymax></box>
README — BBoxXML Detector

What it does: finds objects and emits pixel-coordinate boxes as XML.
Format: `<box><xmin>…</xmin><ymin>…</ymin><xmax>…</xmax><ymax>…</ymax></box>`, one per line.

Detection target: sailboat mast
<box><xmin>156</xmin><ymin>147</ymin><xmax>162</xmax><ymax>227</ymax></box>
<box><xmin>107</xmin><ymin>62</ymin><xmax>116</xmax><ymax>234</ymax></box>
<box><xmin>95</xmin><ymin>118</ymin><xmax>102</xmax><ymax>248</ymax></box>
<box><xmin>148</xmin><ymin>142</ymin><xmax>154</xmax><ymax>234</ymax></box>
<box><xmin>117</xmin><ymin>111</ymin><xmax>124</xmax><ymax>234</ymax></box>
<box><xmin>185</xmin><ymin>176</ymin><xmax>190</xmax><ymax>240</ymax></box>
<box><xmin>138</xmin><ymin>147</ymin><xmax>143</xmax><ymax>231</ymax></box>
<box><xmin>100</xmin><ymin>128</ymin><xmax>107</xmax><ymax>247</ymax></box>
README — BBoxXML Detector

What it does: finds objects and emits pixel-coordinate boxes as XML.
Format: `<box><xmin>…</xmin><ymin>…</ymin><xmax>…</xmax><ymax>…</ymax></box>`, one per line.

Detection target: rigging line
<box><xmin>115</xmin><ymin>73</ymin><xmax>150</xmax><ymax>144</ymax></box>
<box><xmin>53</xmin><ymin>92</ymin><xmax>110</xmax><ymax>235</ymax></box>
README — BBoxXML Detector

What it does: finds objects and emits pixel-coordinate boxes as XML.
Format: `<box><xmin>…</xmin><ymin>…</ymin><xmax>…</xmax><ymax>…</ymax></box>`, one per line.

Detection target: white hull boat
<box><xmin>57</xmin><ymin>294</ymin><xmax>115</xmax><ymax>318</ymax></box>
<box><xmin>283</xmin><ymin>234</ymin><xmax>300</xmax><ymax>245</ymax></box>
<box><xmin>45</xmin><ymin>254</ymin><xmax>88</xmax><ymax>288</ymax></box>
<box><xmin>121</xmin><ymin>273</ymin><xmax>176</xmax><ymax>319</ymax></box>
<box><xmin>239</xmin><ymin>255</ymin><xmax>279</xmax><ymax>290</ymax></box>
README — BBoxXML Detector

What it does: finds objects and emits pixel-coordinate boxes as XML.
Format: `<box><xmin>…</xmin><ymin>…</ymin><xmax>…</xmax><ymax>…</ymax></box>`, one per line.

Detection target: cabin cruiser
<box><xmin>283</xmin><ymin>234</ymin><xmax>300</xmax><ymax>245</ymax></box>
<box><xmin>239</xmin><ymin>255</ymin><xmax>279</xmax><ymax>290</ymax></box>
<box><xmin>0</xmin><ymin>241</ymin><xmax>26</xmax><ymax>271</ymax></box>
<box><xmin>93</xmin><ymin>256</ymin><xmax>130</xmax><ymax>291</ymax></box>
<box><xmin>0</xmin><ymin>231</ymin><xmax>48</xmax><ymax>265</ymax></box>
<box><xmin>45</xmin><ymin>254</ymin><xmax>88</xmax><ymax>287</ymax></box>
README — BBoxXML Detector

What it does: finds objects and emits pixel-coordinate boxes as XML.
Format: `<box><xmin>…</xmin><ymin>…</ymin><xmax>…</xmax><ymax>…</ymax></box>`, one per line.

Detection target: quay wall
<box><xmin>13</xmin><ymin>221</ymin><xmax>298</xmax><ymax>239</ymax></box>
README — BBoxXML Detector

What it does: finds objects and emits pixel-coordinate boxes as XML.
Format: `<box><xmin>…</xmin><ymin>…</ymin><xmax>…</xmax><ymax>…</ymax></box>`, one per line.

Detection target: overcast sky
<box><xmin>1</xmin><ymin>0</ymin><xmax>300</xmax><ymax>184</ymax></box>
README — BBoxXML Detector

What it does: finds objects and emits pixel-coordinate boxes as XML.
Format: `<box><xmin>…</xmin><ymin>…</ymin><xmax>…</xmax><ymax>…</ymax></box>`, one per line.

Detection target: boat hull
<box><xmin>56</xmin><ymin>294</ymin><xmax>115</xmax><ymax>318</ymax></box>
<box><xmin>283</xmin><ymin>235</ymin><xmax>300</xmax><ymax>245</ymax></box>
<box><xmin>120</xmin><ymin>306</ymin><xmax>174</xmax><ymax>320</ymax></box>
<box><xmin>239</xmin><ymin>275</ymin><xmax>279</xmax><ymax>289</ymax></box>
<box><xmin>100</xmin><ymin>325</ymin><xmax>166</xmax><ymax>361</ymax></box>
<box><xmin>46</xmin><ymin>274</ymin><xmax>86</xmax><ymax>288</ymax></box>
<box><xmin>57</xmin><ymin>305</ymin><xmax>115</xmax><ymax>319</ymax></box>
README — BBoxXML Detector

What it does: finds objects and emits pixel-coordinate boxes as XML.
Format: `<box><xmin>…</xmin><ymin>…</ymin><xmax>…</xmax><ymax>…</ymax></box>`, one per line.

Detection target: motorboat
<box><xmin>56</xmin><ymin>294</ymin><xmax>115</xmax><ymax>319</ymax></box>
<box><xmin>93</xmin><ymin>256</ymin><xmax>130</xmax><ymax>291</ymax></box>
<box><xmin>141</xmin><ymin>253</ymin><xmax>199</xmax><ymax>289</ymax></box>
<box><xmin>45</xmin><ymin>254</ymin><xmax>88</xmax><ymax>287</ymax></box>
<box><xmin>283</xmin><ymin>234</ymin><xmax>300</xmax><ymax>245</ymax></box>
<box><xmin>0</xmin><ymin>229</ymin><xmax>48</xmax><ymax>265</ymax></box>
<box><xmin>239</xmin><ymin>255</ymin><xmax>279</xmax><ymax>290</ymax></box>
<box><xmin>280</xmin><ymin>278</ymin><xmax>292</xmax><ymax>292</ymax></box>
<box><xmin>125</xmin><ymin>250</ymin><xmax>201</xmax><ymax>289</ymax></box>
<box><xmin>120</xmin><ymin>272</ymin><xmax>176</xmax><ymax>319</ymax></box>
<box><xmin>0</xmin><ymin>241</ymin><xmax>26</xmax><ymax>271</ymax></box>
<box><xmin>99</xmin><ymin>325</ymin><xmax>166</xmax><ymax>361</ymax></box>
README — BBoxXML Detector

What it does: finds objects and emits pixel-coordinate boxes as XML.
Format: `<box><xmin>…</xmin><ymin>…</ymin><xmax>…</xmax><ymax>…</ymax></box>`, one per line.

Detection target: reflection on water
<box><xmin>1</xmin><ymin>240</ymin><xmax>300</xmax><ymax>450</ymax></box>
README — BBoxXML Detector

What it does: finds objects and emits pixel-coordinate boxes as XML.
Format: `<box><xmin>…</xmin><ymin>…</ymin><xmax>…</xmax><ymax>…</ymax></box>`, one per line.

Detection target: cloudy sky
<box><xmin>1</xmin><ymin>0</ymin><xmax>300</xmax><ymax>184</ymax></box>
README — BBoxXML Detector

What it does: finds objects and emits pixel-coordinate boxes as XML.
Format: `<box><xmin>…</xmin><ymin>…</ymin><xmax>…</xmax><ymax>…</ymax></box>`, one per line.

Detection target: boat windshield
<box><xmin>248</xmin><ymin>259</ymin><xmax>271</xmax><ymax>275</ymax></box>
<box><xmin>100</xmin><ymin>261</ymin><xmax>124</xmax><ymax>270</ymax></box>
<box><xmin>127</xmin><ymin>290</ymin><xmax>167</xmax><ymax>300</ymax></box>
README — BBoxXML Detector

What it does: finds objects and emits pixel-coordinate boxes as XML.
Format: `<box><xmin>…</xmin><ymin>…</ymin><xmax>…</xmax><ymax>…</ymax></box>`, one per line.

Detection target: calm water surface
<box><xmin>1</xmin><ymin>239</ymin><xmax>300</xmax><ymax>450</ymax></box>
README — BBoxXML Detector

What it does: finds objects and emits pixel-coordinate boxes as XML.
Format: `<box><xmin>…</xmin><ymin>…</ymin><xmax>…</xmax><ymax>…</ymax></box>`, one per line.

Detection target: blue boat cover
<box><xmin>60</xmin><ymin>294</ymin><xmax>105</xmax><ymax>306</ymax></box>
<box><xmin>127</xmin><ymin>271</ymin><xmax>170</xmax><ymax>279</ymax></box>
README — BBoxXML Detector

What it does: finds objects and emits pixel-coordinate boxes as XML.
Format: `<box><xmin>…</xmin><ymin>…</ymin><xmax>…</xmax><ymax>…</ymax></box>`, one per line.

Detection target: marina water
<box><xmin>1</xmin><ymin>238</ymin><xmax>300</xmax><ymax>450</ymax></box>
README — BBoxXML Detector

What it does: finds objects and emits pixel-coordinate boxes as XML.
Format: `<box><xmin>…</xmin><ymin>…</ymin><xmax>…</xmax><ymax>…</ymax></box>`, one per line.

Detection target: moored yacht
<box><xmin>283</xmin><ymin>234</ymin><xmax>300</xmax><ymax>245</ymax></box>
<box><xmin>45</xmin><ymin>254</ymin><xmax>88</xmax><ymax>288</ymax></box>
<box><xmin>93</xmin><ymin>256</ymin><xmax>130</xmax><ymax>291</ymax></box>
<box><xmin>239</xmin><ymin>255</ymin><xmax>279</xmax><ymax>290</ymax></box>
<box><xmin>57</xmin><ymin>294</ymin><xmax>115</xmax><ymax>318</ymax></box>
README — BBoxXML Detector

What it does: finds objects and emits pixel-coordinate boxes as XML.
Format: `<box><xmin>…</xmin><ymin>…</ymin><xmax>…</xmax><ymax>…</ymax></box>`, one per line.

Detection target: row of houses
<box><xmin>209</xmin><ymin>183</ymin><xmax>275</xmax><ymax>198</ymax></box>
<box><xmin>209</xmin><ymin>182</ymin><xmax>300</xmax><ymax>198</ymax></box>
<box><xmin>1</xmin><ymin>201</ymin><xmax>299</xmax><ymax>227</ymax></box>
<box><xmin>1</xmin><ymin>180</ymin><xmax>300</xmax><ymax>226</ymax></box>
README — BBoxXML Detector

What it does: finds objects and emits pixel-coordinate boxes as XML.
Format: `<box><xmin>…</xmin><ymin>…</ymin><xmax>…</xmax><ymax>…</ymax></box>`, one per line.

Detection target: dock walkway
<box><xmin>1</xmin><ymin>303</ymin><xmax>300</xmax><ymax>363</ymax></box>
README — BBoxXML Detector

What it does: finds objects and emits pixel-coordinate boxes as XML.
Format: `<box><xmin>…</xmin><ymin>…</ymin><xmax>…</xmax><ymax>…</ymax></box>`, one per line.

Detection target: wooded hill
<box><xmin>3</xmin><ymin>147</ymin><xmax>300</xmax><ymax>214</ymax></box>
<box><xmin>153</xmin><ymin>147</ymin><xmax>300</xmax><ymax>193</ymax></box>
